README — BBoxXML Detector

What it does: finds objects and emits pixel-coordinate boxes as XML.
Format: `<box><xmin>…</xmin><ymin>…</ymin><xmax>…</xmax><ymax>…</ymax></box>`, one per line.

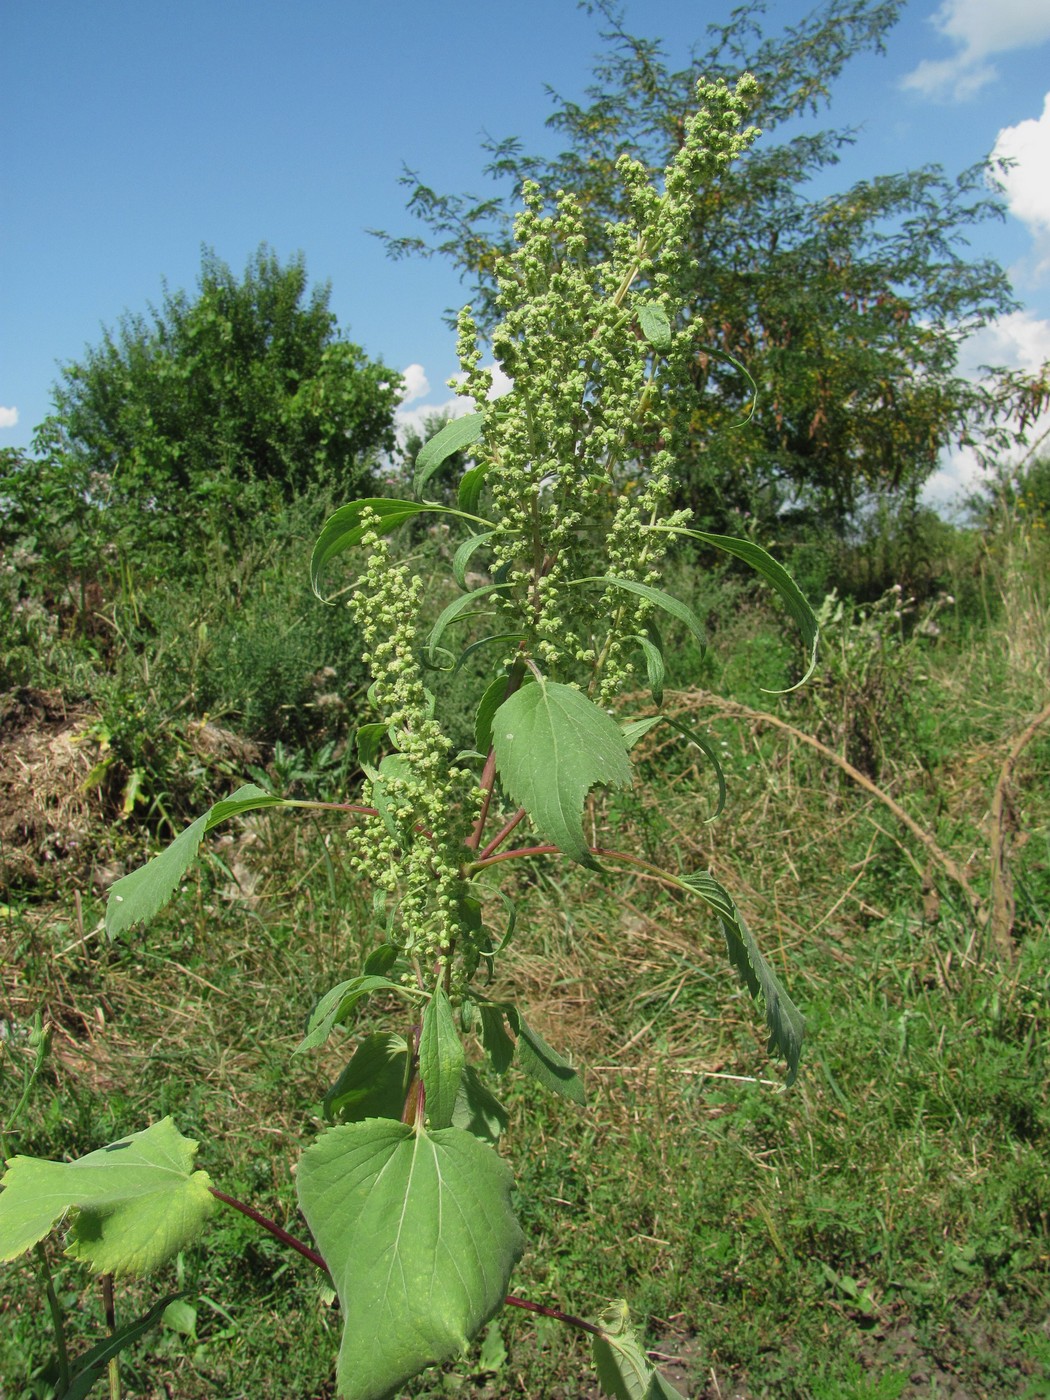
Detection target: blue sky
<box><xmin>3</xmin><ymin>1</ymin><xmax>1050</xmax><ymax>504</ymax></box>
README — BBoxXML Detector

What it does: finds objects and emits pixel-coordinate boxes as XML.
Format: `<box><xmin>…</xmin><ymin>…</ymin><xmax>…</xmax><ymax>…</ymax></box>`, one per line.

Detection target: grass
<box><xmin>2</xmin><ymin>514</ymin><xmax>1049</xmax><ymax>1398</ymax></box>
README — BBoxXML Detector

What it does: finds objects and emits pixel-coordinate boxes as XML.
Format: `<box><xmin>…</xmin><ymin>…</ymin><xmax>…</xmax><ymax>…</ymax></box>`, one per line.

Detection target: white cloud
<box><xmin>902</xmin><ymin>0</ymin><xmax>1050</xmax><ymax>101</ymax></box>
<box><xmin>398</xmin><ymin>363</ymin><xmax>430</xmax><ymax>405</ymax></box>
<box><xmin>923</xmin><ymin>309</ymin><xmax>1050</xmax><ymax>509</ymax></box>
<box><xmin>992</xmin><ymin>93</ymin><xmax>1050</xmax><ymax>281</ymax></box>
<box><xmin>392</xmin><ymin>360</ymin><xmax>515</xmax><ymax>452</ymax></box>
<box><xmin>0</xmin><ymin>406</ymin><xmax>18</xmax><ymax>429</ymax></box>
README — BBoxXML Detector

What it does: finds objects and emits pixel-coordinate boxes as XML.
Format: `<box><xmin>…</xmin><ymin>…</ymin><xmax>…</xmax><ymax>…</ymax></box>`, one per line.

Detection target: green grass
<box><xmin>2</xmin><ymin>516</ymin><xmax>1049</xmax><ymax>1398</ymax></box>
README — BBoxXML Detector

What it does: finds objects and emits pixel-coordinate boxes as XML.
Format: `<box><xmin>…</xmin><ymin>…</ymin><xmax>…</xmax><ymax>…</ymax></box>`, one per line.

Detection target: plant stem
<box><xmin>209</xmin><ymin>1188</ymin><xmax>606</xmax><ymax>1341</ymax></box>
<box><xmin>35</xmin><ymin>1243</ymin><xmax>71</xmax><ymax>1394</ymax></box>
<box><xmin>101</xmin><ymin>1274</ymin><xmax>122</xmax><ymax>1400</ymax></box>
<box><xmin>208</xmin><ymin>1188</ymin><xmax>327</xmax><ymax>1273</ymax></box>
<box><xmin>504</xmin><ymin>1292</ymin><xmax>605</xmax><ymax>1337</ymax></box>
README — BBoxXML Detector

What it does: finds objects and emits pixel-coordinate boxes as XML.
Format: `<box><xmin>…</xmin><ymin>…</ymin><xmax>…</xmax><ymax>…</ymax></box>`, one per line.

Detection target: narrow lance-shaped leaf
<box><xmin>644</xmin><ymin>526</ymin><xmax>818</xmax><ymax>688</ymax></box>
<box><xmin>414</xmin><ymin>411</ymin><xmax>485</xmax><ymax>495</ymax></box>
<box><xmin>672</xmin><ymin>869</ymin><xmax>804</xmax><ymax>1083</ymax></box>
<box><xmin>297</xmin><ymin>1121</ymin><xmax>524</xmax><ymax>1400</ymax></box>
<box><xmin>508</xmin><ymin>1008</ymin><xmax>586</xmax><ymax>1105</ymax></box>
<box><xmin>569</xmin><ymin>576</ymin><xmax>705</xmax><ymax>655</ymax></box>
<box><xmin>492</xmin><ymin>678</ymin><xmax>632</xmax><ymax>868</ymax></box>
<box><xmin>63</xmin><ymin>1293</ymin><xmax>184</xmax><ymax>1400</ymax></box>
<box><xmin>105</xmin><ymin>784</ymin><xmax>290</xmax><ymax>938</ymax></box>
<box><xmin>425</xmin><ymin>582</ymin><xmax>513</xmax><ymax>666</ymax></box>
<box><xmin>420</xmin><ymin>987</ymin><xmax>465</xmax><ymax>1130</ymax></box>
<box><xmin>0</xmin><ymin>1118</ymin><xmax>214</xmax><ymax>1276</ymax></box>
<box><xmin>311</xmin><ymin>498</ymin><xmax>495</xmax><ymax>601</ymax></box>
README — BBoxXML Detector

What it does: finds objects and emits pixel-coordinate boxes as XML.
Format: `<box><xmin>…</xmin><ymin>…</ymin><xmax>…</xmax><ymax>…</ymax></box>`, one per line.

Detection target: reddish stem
<box><xmin>478</xmin><ymin>807</ymin><xmax>527</xmax><ymax>861</ymax></box>
<box><xmin>209</xmin><ymin>1187</ymin><xmax>326</xmax><ymax>1273</ymax></box>
<box><xmin>209</xmin><ymin>1189</ymin><xmax>608</xmax><ymax>1338</ymax></box>
<box><xmin>503</xmin><ymin>1292</ymin><xmax>604</xmax><ymax>1338</ymax></box>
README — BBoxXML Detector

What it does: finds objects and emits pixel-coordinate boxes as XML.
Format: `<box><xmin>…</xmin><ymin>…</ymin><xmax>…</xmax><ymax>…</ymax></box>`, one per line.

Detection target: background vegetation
<box><xmin>2</xmin><ymin>3</ymin><xmax>1049</xmax><ymax>1395</ymax></box>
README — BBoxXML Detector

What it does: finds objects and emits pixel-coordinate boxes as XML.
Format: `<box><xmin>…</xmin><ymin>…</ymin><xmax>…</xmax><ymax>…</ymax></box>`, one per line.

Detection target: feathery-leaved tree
<box><xmin>377</xmin><ymin>0</ymin><xmax>1017</xmax><ymax>533</ymax></box>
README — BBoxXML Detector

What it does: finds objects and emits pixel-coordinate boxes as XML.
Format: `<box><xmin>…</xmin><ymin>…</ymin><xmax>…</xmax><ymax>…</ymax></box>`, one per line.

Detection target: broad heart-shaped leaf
<box><xmin>105</xmin><ymin>784</ymin><xmax>288</xmax><ymax>938</ymax></box>
<box><xmin>592</xmin><ymin>1299</ymin><xmax>685</xmax><ymax>1400</ymax></box>
<box><xmin>0</xmin><ymin>1118</ymin><xmax>214</xmax><ymax>1277</ymax></box>
<box><xmin>492</xmin><ymin>679</ymin><xmax>632</xmax><ymax>868</ymax></box>
<box><xmin>645</xmin><ymin>525</ymin><xmax>818</xmax><ymax>688</ymax></box>
<box><xmin>310</xmin><ymin>498</ymin><xmax>494</xmax><ymax>601</ymax></box>
<box><xmin>414</xmin><ymin>411</ymin><xmax>484</xmax><ymax>495</ymax></box>
<box><xmin>296</xmin><ymin>1121</ymin><xmax>524</xmax><ymax>1400</ymax></box>
<box><xmin>637</xmin><ymin>302</ymin><xmax>672</xmax><ymax>353</ymax></box>
<box><xmin>674</xmin><ymin>870</ymin><xmax>804</xmax><ymax>1085</ymax></box>
<box><xmin>420</xmin><ymin>987</ymin><xmax>465</xmax><ymax>1131</ymax></box>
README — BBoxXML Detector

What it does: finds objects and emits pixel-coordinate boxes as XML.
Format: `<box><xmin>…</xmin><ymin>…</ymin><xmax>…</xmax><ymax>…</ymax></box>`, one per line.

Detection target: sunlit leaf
<box><xmin>637</xmin><ymin>303</ymin><xmax>672</xmax><ymax>353</ymax></box>
<box><xmin>492</xmin><ymin>677</ymin><xmax>631</xmax><ymax>867</ymax></box>
<box><xmin>310</xmin><ymin>498</ymin><xmax>493</xmax><ymax>601</ymax></box>
<box><xmin>297</xmin><ymin>1122</ymin><xmax>524</xmax><ymax>1400</ymax></box>
<box><xmin>414</xmin><ymin>412</ymin><xmax>484</xmax><ymax>495</ymax></box>
<box><xmin>420</xmin><ymin>987</ymin><xmax>465</xmax><ymax>1131</ymax></box>
<box><xmin>592</xmin><ymin>1298</ymin><xmax>686</xmax><ymax>1400</ymax></box>
<box><xmin>646</xmin><ymin>526</ymin><xmax>818</xmax><ymax>687</ymax></box>
<box><xmin>105</xmin><ymin>784</ymin><xmax>289</xmax><ymax>938</ymax></box>
<box><xmin>570</xmin><ymin>576</ymin><xmax>705</xmax><ymax>654</ymax></box>
<box><xmin>0</xmin><ymin>1118</ymin><xmax>214</xmax><ymax>1277</ymax></box>
<box><xmin>509</xmin><ymin>1010</ymin><xmax>586</xmax><ymax>1105</ymax></box>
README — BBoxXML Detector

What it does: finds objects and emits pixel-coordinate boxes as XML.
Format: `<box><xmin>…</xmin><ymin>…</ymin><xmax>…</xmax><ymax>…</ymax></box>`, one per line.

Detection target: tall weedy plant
<box><xmin>1</xmin><ymin>77</ymin><xmax>816</xmax><ymax>1400</ymax></box>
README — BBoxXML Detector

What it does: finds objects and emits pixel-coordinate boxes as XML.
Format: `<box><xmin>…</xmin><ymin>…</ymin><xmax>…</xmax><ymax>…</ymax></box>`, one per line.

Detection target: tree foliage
<box><xmin>378</xmin><ymin>0</ymin><xmax>1018</xmax><ymax>532</ymax></box>
<box><xmin>30</xmin><ymin>246</ymin><xmax>401</xmax><ymax>561</ymax></box>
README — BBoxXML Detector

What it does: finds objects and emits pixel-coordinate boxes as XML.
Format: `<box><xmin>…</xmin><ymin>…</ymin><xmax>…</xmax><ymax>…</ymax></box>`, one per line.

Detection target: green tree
<box><xmin>34</xmin><ymin>245</ymin><xmax>401</xmax><ymax>563</ymax></box>
<box><xmin>379</xmin><ymin>0</ymin><xmax>1017</xmax><ymax>533</ymax></box>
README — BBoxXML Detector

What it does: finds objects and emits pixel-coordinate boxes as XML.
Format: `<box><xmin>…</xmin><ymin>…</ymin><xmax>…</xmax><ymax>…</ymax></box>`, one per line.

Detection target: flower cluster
<box><xmin>453</xmin><ymin>78</ymin><xmax>758</xmax><ymax>698</ymax></box>
<box><xmin>347</xmin><ymin>519</ymin><xmax>481</xmax><ymax>975</ymax></box>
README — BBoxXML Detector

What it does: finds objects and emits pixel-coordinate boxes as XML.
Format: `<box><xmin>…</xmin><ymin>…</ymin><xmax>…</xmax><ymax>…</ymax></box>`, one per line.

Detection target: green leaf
<box><xmin>646</xmin><ymin>527</ymin><xmax>818</xmax><ymax>688</ymax></box>
<box><xmin>570</xmin><ymin>576</ymin><xmax>705</xmax><ymax>654</ymax></box>
<box><xmin>324</xmin><ymin>1034</ymin><xmax>412</xmax><ymax>1124</ymax></box>
<box><xmin>414</xmin><ymin>411</ymin><xmax>484</xmax><ymax>495</ymax></box>
<box><xmin>356</xmin><ymin>722</ymin><xmax>388</xmax><ymax>776</ymax></box>
<box><xmin>297</xmin><ymin>974</ymin><xmax>417</xmax><ymax>1055</ymax></box>
<box><xmin>452</xmin><ymin>529</ymin><xmax>496</xmax><ymax>590</ymax></box>
<box><xmin>474</xmin><ymin>673</ymin><xmax>516</xmax><ymax>754</ymax></box>
<box><xmin>64</xmin><ymin>1293</ymin><xmax>184</xmax><ymax>1400</ymax></box>
<box><xmin>452</xmin><ymin>1065</ymin><xmax>509</xmax><ymax>1146</ymax></box>
<box><xmin>310</xmin><ymin>498</ymin><xmax>493</xmax><ymax>601</ymax></box>
<box><xmin>296</xmin><ymin>1122</ymin><xmax>524</xmax><ymax>1400</ymax></box>
<box><xmin>105</xmin><ymin>784</ymin><xmax>288</xmax><ymax>938</ymax></box>
<box><xmin>633</xmin><ymin>633</ymin><xmax>666</xmax><ymax>706</ymax></box>
<box><xmin>653</xmin><ymin>714</ymin><xmax>727</xmax><ymax>818</ymax></box>
<box><xmin>425</xmin><ymin>583</ymin><xmax>512</xmax><ymax>666</ymax></box>
<box><xmin>637</xmin><ymin>303</ymin><xmax>672</xmax><ymax>353</ymax></box>
<box><xmin>592</xmin><ymin>1299</ymin><xmax>685</xmax><ymax>1400</ymax></box>
<box><xmin>492</xmin><ymin>678</ymin><xmax>632</xmax><ymax>868</ymax></box>
<box><xmin>675</xmin><ymin>870</ymin><xmax>804</xmax><ymax>1084</ymax></box>
<box><xmin>0</xmin><ymin>1118</ymin><xmax>214</xmax><ymax>1276</ymax></box>
<box><xmin>477</xmin><ymin>1003</ymin><xmax>515</xmax><ymax>1074</ymax></box>
<box><xmin>458</xmin><ymin>463</ymin><xmax>489</xmax><ymax>515</ymax></box>
<box><xmin>420</xmin><ymin>987</ymin><xmax>465</xmax><ymax>1131</ymax></box>
<box><xmin>509</xmin><ymin>1010</ymin><xmax>586</xmax><ymax>1105</ymax></box>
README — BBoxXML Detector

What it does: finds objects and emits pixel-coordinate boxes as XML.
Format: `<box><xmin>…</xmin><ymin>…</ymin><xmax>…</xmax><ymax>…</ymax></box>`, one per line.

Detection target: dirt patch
<box><xmin>0</xmin><ymin>686</ymin><xmax>105</xmax><ymax>894</ymax></box>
